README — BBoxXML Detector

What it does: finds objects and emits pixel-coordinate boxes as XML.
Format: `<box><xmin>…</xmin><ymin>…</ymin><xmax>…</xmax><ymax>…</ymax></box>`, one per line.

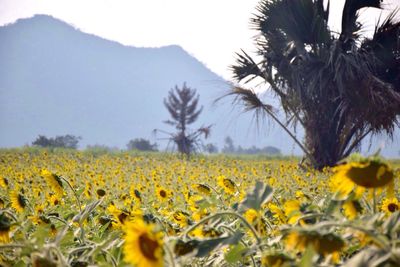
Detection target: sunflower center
<box><xmin>18</xmin><ymin>194</ymin><xmax>27</xmax><ymax>208</ymax></box>
<box><xmin>159</xmin><ymin>190</ymin><xmax>167</xmax><ymax>198</ymax></box>
<box><xmin>0</xmin><ymin>215</ymin><xmax>11</xmax><ymax>232</ymax></box>
<box><xmin>134</xmin><ymin>189</ymin><xmax>142</xmax><ymax>200</ymax></box>
<box><xmin>138</xmin><ymin>233</ymin><xmax>160</xmax><ymax>261</ymax></box>
<box><xmin>118</xmin><ymin>212</ymin><xmax>128</xmax><ymax>223</ymax></box>
<box><xmin>388</xmin><ymin>203</ymin><xmax>398</xmax><ymax>213</ymax></box>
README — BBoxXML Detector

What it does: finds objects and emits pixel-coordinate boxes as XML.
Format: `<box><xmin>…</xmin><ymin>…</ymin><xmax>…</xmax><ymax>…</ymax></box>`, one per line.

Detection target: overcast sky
<box><xmin>0</xmin><ymin>0</ymin><xmax>398</xmax><ymax>79</ymax></box>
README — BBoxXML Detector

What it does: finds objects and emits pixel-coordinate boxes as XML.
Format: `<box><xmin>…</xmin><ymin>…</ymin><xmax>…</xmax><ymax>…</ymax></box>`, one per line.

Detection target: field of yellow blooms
<box><xmin>0</xmin><ymin>148</ymin><xmax>399</xmax><ymax>266</ymax></box>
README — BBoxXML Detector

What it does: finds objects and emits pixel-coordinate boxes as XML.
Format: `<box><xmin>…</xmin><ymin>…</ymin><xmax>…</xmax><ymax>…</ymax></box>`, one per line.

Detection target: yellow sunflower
<box><xmin>123</xmin><ymin>219</ymin><xmax>164</xmax><ymax>267</ymax></box>
<box><xmin>193</xmin><ymin>183</ymin><xmax>211</xmax><ymax>196</ymax></box>
<box><xmin>0</xmin><ymin>176</ymin><xmax>8</xmax><ymax>188</ymax></box>
<box><xmin>10</xmin><ymin>190</ymin><xmax>27</xmax><ymax>213</ymax></box>
<box><xmin>268</xmin><ymin>203</ymin><xmax>285</xmax><ymax>223</ymax></box>
<box><xmin>331</xmin><ymin>156</ymin><xmax>394</xmax><ymax>199</ymax></box>
<box><xmin>342</xmin><ymin>200</ymin><xmax>362</xmax><ymax>220</ymax></box>
<box><xmin>41</xmin><ymin>169</ymin><xmax>64</xmax><ymax>197</ymax></box>
<box><xmin>217</xmin><ymin>176</ymin><xmax>236</xmax><ymax>195</ymax></box>
<box><xmin>0</xmin><ymin>214</ymin><xmax>11</xmax><ymax>243</ymax></box>
<box><xmin>244</xmin><ymin>208</ymin><xmax>259</xmax><ymax>224</ymax></box>
<box><xmin>156</xmin><ymin>187</ymin><xmax>171</xmax><ymax>202</ymax></box>
<box><xmin>381</xmin><ymin>198</ymin><xmax>399</xmax><ymax>215</ymax></box>
<box><xmin>130</xmin><ymin>186</ymin><xmax>142</xmax><ymax>204</ymax></box>
<box><xmin>48</xmin><ymin>194</ymin><xmax>62</xmax><ymax>206</ymax></box>
<box><xmin>243</xmin><ymin>209</ymin><xmax>268</xmax><ymax>235</ymax></box>
<box><xmin>261</xmin><ymin>252</ymin><xmax>293</xmax><ymax>267</ymax></box>
<box><xmin>285</xmin><ymin>230</ymin><xmax>344</xmax><ymax>259</ymax></box>
<box><xmin>283</xmin><ymin>200</ymin><xmax>303</xmax><ymax>225</ymax></box>
<box><xmin>107</xmin><ymin>204</ymin><xmax>130</xmax><ymax>227</ymax></box>
<box><xmin>172</xmin><ymin>210</ymin><xmax>190</xmax><ymax>228</ymax></box>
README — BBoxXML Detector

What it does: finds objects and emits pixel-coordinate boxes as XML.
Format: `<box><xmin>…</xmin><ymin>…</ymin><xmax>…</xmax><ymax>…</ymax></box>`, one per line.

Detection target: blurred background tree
<box><xmin>160</xmin><ymin>83</ymin><xmax>211</xmax><ymax>156</ymax></box>
<box><xmin>32</xmin><ymin>134</ymin><xmax>81</xmax><ymax>149</ymax></box>
<box><xmin>126</xmin><ymin>138</ymin><xmax>158</xmax><ymax>152</ymax></box>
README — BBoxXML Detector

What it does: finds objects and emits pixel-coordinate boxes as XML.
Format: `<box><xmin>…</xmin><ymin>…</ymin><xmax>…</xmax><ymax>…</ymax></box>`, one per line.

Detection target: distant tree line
<box><xmin>126</xmin><ymin>138</ymin><xmax>158</xmax><ymax>152</ymax></box>
<box><xmin>222</xmin><ymin>136</ymin><xmax>281</xmax><ymax>155</ymax></box>
<box><xmin>30</xmin><ymin>134</ymin><xmax>280</xmax><ymax>155</ymax></box>
<box><xmin>32</xmin><ymin>135</ymin><xmax>81</xmax><ymax>149</ymax></box>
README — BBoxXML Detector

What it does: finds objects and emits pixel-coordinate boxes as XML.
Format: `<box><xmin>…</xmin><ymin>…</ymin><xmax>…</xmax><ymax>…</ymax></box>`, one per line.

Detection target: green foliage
<box><xmin>32</xmin><ymin>134</ymin><xmax>81</xmax><ymax>149</ymax></box>
<box><xmin>126</xmin><ymin>138</ymin><xmax>158</xmax><ymax>152</ymax></box>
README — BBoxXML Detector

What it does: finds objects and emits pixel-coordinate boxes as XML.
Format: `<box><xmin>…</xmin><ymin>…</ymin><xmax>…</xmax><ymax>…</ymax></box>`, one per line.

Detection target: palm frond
<box><xmin>362</xmin><ymin>9</ymin><xmax>400</xmax><ymax>89</ymax></box>
<box><xmin>225</xmin><ymin>86</ymin><xmax>275</xmax><ymax>114</ymax></box>
<box><xmin>230</xmin><ymin>50</ymin><xmax>262</xmax><ymax>83</ymax></box>
<box><xmin>253</xmin><ymin>0</ymin><xmax>331</xmax><ymax>46</ymax></box>
<box><xmin>341</xmin><ymin>0</ymin><xmax>383</xmax><ymax>41</ymax></box>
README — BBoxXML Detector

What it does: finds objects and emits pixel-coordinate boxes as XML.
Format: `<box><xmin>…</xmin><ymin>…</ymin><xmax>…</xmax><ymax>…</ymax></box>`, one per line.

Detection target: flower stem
<box><xmin>373</xmin><ymin>189</ymin><xmax>377</xmax><ymax>214</ymax></box>
<box><xmin>60</xmin><ymin>176</ymin><xmax>82</xmax><ymax>212</ymax></box>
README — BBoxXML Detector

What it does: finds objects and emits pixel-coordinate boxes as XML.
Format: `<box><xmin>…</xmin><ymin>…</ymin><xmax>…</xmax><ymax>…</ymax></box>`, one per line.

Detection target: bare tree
<box><xmin>159</xmin><ymin>83</ymin><xmax>211</xmax><ymax>156</ymax></box>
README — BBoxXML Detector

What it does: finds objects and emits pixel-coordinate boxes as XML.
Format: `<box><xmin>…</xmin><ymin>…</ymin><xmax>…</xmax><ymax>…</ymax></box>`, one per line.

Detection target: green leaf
<box><xmin>13</xmin><ymin>260</ymin><xmax>28</xmax><ymax>267</ymax></box>
<box><xmin>238</xmin><ymin>181</ymin><xmax>273</xmax><ymax>212</ymax></box>
<box><xmin>174</xmin><ymin>239</ymin><xmax>200</xmax><ymax>256</ymax></box>
<box><xmin>32</xmin><ymin>225</ymin><xmax>50</xmax><ymax>247</ymax></box>
<box><xmin>195</xmin><ymin>232</ymin><xmax>244</xmax><ymax>258</ymax></box>
<box><xmin>325</xmin><ymin>198</ymin><xmax>341</xmax><ymax>215</ymax></box>
<box><xmin>224</xmin><ymin>243</ymin><xmax>248</xmax><ymax>264</ymax></box>
<box><xmin>299</xmin><ymin>246</ymin><xmax>316</xmax><ymax>267</ymax></box>
<box><xmin>382</xmin><ymin>211</ymin><xmax>400</xmax><ymax>235</ymax></box>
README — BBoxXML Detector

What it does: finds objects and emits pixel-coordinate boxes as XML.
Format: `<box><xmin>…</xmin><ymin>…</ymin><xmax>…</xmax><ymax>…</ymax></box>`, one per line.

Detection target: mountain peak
<box><xmin>0</xmin><ymin>14</ymin><xmax>232</xmax><ymax>150</ymax></box>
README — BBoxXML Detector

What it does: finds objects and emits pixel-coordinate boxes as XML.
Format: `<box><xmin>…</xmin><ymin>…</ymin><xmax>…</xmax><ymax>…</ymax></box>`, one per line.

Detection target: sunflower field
<box><xmin>0</xmin><ymin>148</ymin><xmax>399</xmax><ymax>266</ymax></box>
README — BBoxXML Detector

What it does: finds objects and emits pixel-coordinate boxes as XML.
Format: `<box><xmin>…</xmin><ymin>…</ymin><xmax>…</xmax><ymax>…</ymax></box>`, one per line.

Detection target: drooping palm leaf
<box><xmin>228</xmin><ymin>0</ymin><xmax>400</xmax><ymax>169</ymax></box>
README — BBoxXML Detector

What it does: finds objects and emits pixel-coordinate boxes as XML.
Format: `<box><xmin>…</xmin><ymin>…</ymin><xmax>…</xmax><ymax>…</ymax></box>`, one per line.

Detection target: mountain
<box><xmin>0</xmin><ymin>15</ymin><xmax>398</xmax><ymax>157</ymax></box>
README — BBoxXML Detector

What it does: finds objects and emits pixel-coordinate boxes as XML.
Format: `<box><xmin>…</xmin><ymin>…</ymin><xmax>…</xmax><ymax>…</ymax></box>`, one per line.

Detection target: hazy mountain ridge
<box><xmin>0</xmin><ymin>15</ymin><xmax>398</xmax><ymax>156</ymax></box>
<box><xmin>0</xmin><ymin>15</ymin><xmax>266</xmax><ymax>150</ymax></box>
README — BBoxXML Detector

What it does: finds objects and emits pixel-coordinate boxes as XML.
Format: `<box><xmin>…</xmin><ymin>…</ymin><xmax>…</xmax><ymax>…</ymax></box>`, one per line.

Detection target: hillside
<box><xmin>0</xmin><ymin>15</ymin><xmax>398</xmax><ymax>156</ymax></box>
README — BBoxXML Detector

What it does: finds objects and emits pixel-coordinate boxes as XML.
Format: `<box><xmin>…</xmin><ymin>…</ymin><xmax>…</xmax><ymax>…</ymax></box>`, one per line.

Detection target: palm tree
<box><xmin>230</xmin><ymin>0</ymin><xmax>400</xmax><ymax>169</ymax></box>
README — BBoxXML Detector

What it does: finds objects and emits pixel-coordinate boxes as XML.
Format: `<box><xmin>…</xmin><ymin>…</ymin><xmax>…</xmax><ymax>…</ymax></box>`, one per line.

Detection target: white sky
<box><xmin>0</xmin><ymin>0</ymin><xmax>398</xmax><ymax>79</ymax></box>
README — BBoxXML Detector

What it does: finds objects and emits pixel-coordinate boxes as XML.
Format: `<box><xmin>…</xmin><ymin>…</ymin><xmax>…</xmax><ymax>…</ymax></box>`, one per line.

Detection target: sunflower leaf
<box><xmin>238</xmin><ymin>181</ymin><xmax>273</xmax><ymax>213</ymax></box>
<box><xmin>195</xmin><ymin>232</ymin><xmax>244</xmax><ymax>258</ymax></box>
<box><xmin>382</xmin><ymin>211</ymin><xmax>400</xmax><ymax>235</ymax></box>
<box><xmin>224</xmin><ymin>243</ymin><xmax>248</xmax><ymax>264</ymax></box>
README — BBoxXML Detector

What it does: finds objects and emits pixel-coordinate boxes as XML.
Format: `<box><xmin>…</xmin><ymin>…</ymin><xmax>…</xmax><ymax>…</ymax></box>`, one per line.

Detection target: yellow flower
<box><xmin>217</xmin><ymin>176</ymin><xmax>236</xmax><ymax>195</ymax></box>
<box><xmin>130</xmin><ymin>186</ymin><xmax>142</xmax><ymax>204</ymax></box>
<box><xmin>381</xmin><ymin>198</ymin><xmax>399</xmax><ymax>215</ymax></box>
<box><xmin>192</xmin><ymin>208</ymin><xmax>208</xmax><ymax>222</ymax></box>
<box><xmin>331</xmin><ymin>157</ymin><xmax>394</xmax><ymax>199</ymax></box>
<box><xmin>283</xmin><ymin>200</ymin><xmax>302</xmax><ymax>225</ymax></box>
<box><xmin>193</xmin><ymin>183</ymin><xmax>211</xmax><ymax>196</ymax></box>
<box><xmin>107</xmin><ymin>204</ymin><xmax>130</xmax><ymax>227</ymax></box>
<box><xmin>172</xmin><ymin>210</ymin><xmax>190</xmax><ymax>228</ymax></box>
<box><xmin>0</xmin><ymin>176</ymin><xmax>8</xmax><ymax>188</ymax></box>
<box><xmin>156</xmin><ymin>187</ymin><xmax>171</xmax><ymax>202</ymax></box>
<box><xmin>268</xmin><ymin>203</ymin><xmax>285</xmax><ymax>223</ymax></box>
<box><xmin>123</xmin><ymin>219</ymin><xmax>164</xmax><ymax>267</ymax></box>
<box><xmin>342</xmin><ymin>200</ymin><xmax>362</xmax><ymax>220</ymax></box>
<box><xmin>285</xmin><ymin>230</ymin><xmax>344</xmax><ymax>257</ymax></box>
<box><xmin>48</xmin><ymin>194</ymin><xmax>62</xmax><ymax>206</ymax></box>
<box><xmin>10</xmin><ymin>190</ymin><xmax>27</xmax><ymax>213</ymax></box>
<box><xmin>41</xmin><ymin>169</ymin><xmax>64</xmax><ymax>197</ymax></box>
<box><xmin>244</xmin><ymin>209</ymin><xmax>259</xmax><ymax>224</ymax></box>
<box><xmin>261</xmin><ymin>252</ymin><xmax>293</xmax><ymax>267</ymax></box>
